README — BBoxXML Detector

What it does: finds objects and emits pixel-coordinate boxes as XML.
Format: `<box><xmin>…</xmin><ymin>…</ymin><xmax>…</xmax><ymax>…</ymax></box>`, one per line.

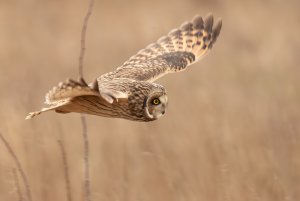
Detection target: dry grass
<box><xmin>0</xmin><ymin>0</ymin><xmax>300</xmax><ymax>200</ymax></box>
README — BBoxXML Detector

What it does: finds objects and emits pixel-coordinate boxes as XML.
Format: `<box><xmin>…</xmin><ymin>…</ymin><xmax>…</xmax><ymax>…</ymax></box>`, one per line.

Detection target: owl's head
<box><xmin>143</xmin><ymin>89</ymin><xmax>168</xmax><ymax>120</ymax></box>
<box><xmin>128</xmin><ymin>82</ymin><xmax>168</xmax><ymax>121</ymax></box>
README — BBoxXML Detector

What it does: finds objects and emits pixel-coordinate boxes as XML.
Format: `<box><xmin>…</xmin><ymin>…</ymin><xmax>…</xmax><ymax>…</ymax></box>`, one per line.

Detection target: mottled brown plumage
<box><xmin>26</xmin><ymin>14</ymin><xmax>222</xmax><ymax>121</ymax></box>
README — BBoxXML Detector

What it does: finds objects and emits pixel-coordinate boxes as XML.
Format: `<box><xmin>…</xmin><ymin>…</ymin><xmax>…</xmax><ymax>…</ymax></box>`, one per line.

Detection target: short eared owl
<box><xmin>26</xmin><ymin>14</ymin><xmax>222</xmax><ymax>121</ymax></box>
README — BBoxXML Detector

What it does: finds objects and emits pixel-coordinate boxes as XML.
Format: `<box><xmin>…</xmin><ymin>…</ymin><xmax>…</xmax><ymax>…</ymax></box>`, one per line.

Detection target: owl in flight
<box><xmin>26</xmin><ymin>14</ymin><xmax>222</xmax><ymax>122</ymax></box>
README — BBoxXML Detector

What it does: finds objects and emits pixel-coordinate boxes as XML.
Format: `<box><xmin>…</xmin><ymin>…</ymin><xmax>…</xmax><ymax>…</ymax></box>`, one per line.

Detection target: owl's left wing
<box><xmin>103</xmin><ymin>14</ymin><xmax>222</xmax><ymax>82</ymax></box>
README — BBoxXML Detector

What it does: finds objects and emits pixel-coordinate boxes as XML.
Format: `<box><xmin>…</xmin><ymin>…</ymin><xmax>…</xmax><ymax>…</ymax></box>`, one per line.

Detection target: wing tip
<box><xmin>25</xmin><ymin>111</ymin><xmax>40</xmax><ymax>120</ymax></box>
<box><xmin>211</xmin><ymin>18</ymin><xmax>222</xmax><ymax>44</ymax></box>
<box><xmin>192</xmin><ymin>15</ymin><xmax>204</xmax><ymax>29</ymax></box>
<box><xmin>204</xmin><ymin>13</ymin><xmax>214</xmax><ymax>32</ymax></box>
<box><xmin>180</xmin><ymin>21</ymin><xmax>193</xmax><ymax>32</ymax></box>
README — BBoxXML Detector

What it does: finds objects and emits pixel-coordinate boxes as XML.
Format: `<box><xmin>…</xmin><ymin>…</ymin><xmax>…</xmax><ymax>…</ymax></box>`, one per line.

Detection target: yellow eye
<box><xmin>152</xmin><ymin>98</ymin><xmax>161</xmax><ymax>105</ymax></box>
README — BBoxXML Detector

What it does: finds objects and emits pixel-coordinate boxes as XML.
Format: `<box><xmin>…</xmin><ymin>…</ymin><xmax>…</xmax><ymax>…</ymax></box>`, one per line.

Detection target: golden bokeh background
<box><xmin>0</xmin><ymin>0</ymin><xmax>300</xmax><ymax>200</ymax></box>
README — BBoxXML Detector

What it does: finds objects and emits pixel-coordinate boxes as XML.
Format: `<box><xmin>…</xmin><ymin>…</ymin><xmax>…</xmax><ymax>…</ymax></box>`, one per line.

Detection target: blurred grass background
<box><xmin>0</xmin><ymin>0</ymin><xmax>300</xmax><ymax>200</ymax></box>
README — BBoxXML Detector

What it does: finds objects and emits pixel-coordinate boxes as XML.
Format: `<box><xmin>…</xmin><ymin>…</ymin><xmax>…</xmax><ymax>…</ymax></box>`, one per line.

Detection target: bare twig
<box><xmin>57</xmin><ymin>140</ymin><xmax>73</xmax><ymax>201</ymax></box>
<box><xmin>12</xmin><ymin>168</ymin><xmax>24</xmax><ymax>201</ymax></box>
<box><xmin>80</xmin><ymin>115</ymin><xmax>91</xmax><ymax>201</ymax></box>
<box><xmin>0</xmin><ymin>133</ymin><xmax>32</xmax><ymax>201</ymax></box>
<box><xmin>78</xmin><ymin>0</ymin><xmax>95</xmax><ymax>78</ymax></box>
<box><xmin>78</xmin><ymin>0</ymin><xmax>95</xmax><ymax>201</ymax></box>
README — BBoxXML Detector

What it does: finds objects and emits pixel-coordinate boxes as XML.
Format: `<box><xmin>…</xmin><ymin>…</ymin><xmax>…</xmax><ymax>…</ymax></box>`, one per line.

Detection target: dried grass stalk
<box><xmin>12</xmin><ymin>168</ymin><xmax>24</xmax><ymax>201</ymax></box>
<box><xmin>0</xmin><ymin>133</ymin><xmax>32</xmax><ymax>201</ymax></box>
<box><xmin>57</xmin><ymin>140</ymin><xmax>73</xmax><ymax>201</ymax></box>
<box><xmin>78</xmin><ymin>0</ymin><xmax>95</xmax><ymax>201</ymax></box>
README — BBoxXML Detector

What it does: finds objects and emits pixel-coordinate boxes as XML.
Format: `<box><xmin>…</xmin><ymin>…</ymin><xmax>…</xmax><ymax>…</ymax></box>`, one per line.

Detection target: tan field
<box><xmin>0</xmin><ymin>0</ymin><xmax>300</xmax><ymax>200</ymax></box>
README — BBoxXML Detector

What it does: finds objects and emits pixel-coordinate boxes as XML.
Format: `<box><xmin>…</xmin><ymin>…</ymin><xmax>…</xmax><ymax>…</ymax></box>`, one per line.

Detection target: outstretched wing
<box><xmin>26</xmin><ymin>78</ymin><xmax>129</xmax><ymax>119</ymax></box>
<box><xmin>100</xmin><ymin>14</ymin><xmax>222</xmax><ymax>82</ymax></box>
<box><xmin>44</xmin><ymin>78</ymin><xmax>100</xmax><ymax>105</ymax></box>
<box><xmin>26</xmin><ymin>78</ymin><xmax>100</xmax><ymax>119</ymax></box>
<box><xmin>45</xmin><ymin>78</ymin><xmax>128</xmax><ymax>104</ymax></box>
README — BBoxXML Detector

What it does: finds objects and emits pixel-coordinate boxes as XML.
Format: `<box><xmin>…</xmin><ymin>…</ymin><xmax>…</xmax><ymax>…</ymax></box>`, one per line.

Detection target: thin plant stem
<box><xmin>0</xmin><ymin>133</ymin><xmax>32</xmax><ymax>201</ymax></box>
<box><xmin>57</xmin><ymin>140</ymin><xmax>73</xmax><ymax>201</ymax></box>
<box><xmin>12</xmin><ymin>168</ymin><xmax>24</xmax><ymax>201</ymax></box>
<box><xmin>78</xmin><ymin>0</ymin><xmax>95</xmax><ymax>200</ymax></box>
<box><xmin>78</xmin><ymin>0</ymin><xmax>95</xmax><ymax>78</ymax></box>
<box><xmin>80</xmin><ymin>114</ymin><xmax>91</xmax><ymax>201</ymax></box>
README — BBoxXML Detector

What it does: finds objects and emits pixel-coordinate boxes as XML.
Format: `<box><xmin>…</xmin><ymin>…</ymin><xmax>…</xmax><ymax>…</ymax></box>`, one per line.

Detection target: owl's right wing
<box><xmin>101</xmin><ymin>14</ymin><xmax>222</xmax><ymax>83</ymax></box>
<box><xmin>45</xmin><ymin>78</ymin><xmax>128</xmax><ymax>105</ymax></box>
<box><xmin>26</xmin><ymin>78</ymin><xmax>129</xmax><ymax>119</ymax></box>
